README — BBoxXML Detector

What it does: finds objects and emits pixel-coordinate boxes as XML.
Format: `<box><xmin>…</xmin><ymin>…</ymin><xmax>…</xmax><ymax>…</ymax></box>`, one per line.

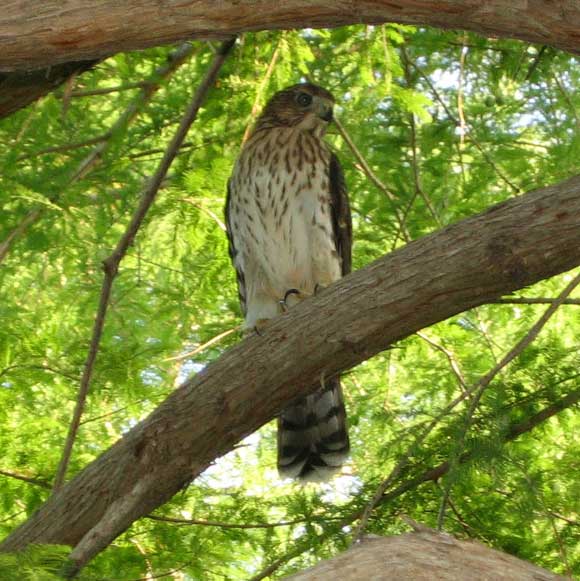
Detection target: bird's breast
<box><xmin>230</xmin><ymin>127</ymin><xmax>339</xmax><ymax>294</ymax></box>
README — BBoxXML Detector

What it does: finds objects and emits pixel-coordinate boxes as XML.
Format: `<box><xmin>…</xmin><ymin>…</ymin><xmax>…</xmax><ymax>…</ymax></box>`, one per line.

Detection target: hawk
<box><xmin>225</xmin><ymin>83</ymin><xmax>352</xmax><ymax>481</ymax></box>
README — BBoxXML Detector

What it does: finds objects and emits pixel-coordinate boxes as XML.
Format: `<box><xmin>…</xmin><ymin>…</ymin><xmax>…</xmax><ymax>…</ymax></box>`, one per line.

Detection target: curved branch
<box><xmin>0</xmin><ymin>1</ymin><xmax>579</xmax><ymax>72</ymax></box>
<box><xmin>1</xmin><ymin>174</ymin><xmax>580</xmax><ymax>571</ymax></box>
<box><xmin>0</xmin><ymin>60</ymin><xmax>97</xmax><ymax>118</ymax></box>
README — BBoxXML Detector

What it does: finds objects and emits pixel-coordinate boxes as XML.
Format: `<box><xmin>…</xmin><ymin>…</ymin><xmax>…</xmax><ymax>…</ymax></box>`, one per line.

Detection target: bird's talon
<box><xmin>284</xmin><ymin>288</ymin><xmax>301</xmax><ymax>302</ymax></box>
<box><xmin>280</xmin><ymin>288</ymin><xmax>302</xmax><ymax>311</ymax></box>
<box><xmin>252</xmin><ymin>318</ymin><xmax>270</xmax><ymax>336</ymax></box>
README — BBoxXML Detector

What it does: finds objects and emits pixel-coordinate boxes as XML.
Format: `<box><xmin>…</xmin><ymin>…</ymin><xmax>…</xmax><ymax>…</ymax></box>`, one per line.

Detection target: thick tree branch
<box><xmin>0</xmin><ymin>1</ymin><xmax>579</xmax><ymax>72</ymax></box>
<box><xmin>0</xmin><ymin>60</ymin><xmax>97</xmax><ymax>118</ymax></box>
<box><xmin>281</xmin><ymin>529</ymin><xmax>564</xmax><ymax>580</ymax></box>
<box><xmin>1</xmin><ymin>174</ymin><xmax>580</xmax><ymax>572</ymax></box>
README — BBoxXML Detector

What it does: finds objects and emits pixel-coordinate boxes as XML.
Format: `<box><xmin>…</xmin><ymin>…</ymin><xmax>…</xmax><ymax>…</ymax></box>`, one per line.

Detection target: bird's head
<box><xmin>255</xmin><ymin>83</ymin><xmax>335</xmax><ymax>136</ymax></box>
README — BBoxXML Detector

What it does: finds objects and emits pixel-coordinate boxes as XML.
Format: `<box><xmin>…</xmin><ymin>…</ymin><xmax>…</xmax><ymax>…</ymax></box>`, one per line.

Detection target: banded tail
<box><xmin>277</xmin><ymin>377</ymin><xmax>349</xmax><ymax>481</ymax></box>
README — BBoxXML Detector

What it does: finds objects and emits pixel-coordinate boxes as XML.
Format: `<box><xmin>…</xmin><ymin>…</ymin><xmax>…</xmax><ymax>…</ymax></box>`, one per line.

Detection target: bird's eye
<box><xmin>296</xmin><ymin>92</ymin><xmax>312</xmax><ymax>107</ymax></box>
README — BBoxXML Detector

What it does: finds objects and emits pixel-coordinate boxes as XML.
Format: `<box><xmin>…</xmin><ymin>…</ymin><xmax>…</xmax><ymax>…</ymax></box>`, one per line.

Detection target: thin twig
<box><xmin>436</xmin><ymin>269</ymin><xmax>580</xmax><ymax>529</ymax></box>
<box><xmin>549</xmin><ymin>516</ymin><xmax>574</xmax><ymax>580</ymax></box>
<box><xmin>457</xmin><ymin>38</ymin><xmax>468</xmax><ymax>149</ymax></box>
<box><xmin>164</xmin><ymin>327</ymin><xmax>238</xmax><ymax>362</ymax></box>
<box><xmin>0</xmin><ymin>363</ymin><xmax>79</xmax><ymax>382</ymax></box>
<box><xmin>416</xmin><ymin>331</ymin><xmax>466</xmax><ymax>390</ymax></box>
<box><xmin>69</xmin><ymin>81</ymin><xmax>149</xmax><ymax>98</ymax></box>
<box><xmin>401</xmin><ymin>46</ymin><xmax>442</xmax><ymax>228</ymax></box>
<box><xmin>146</xmin><ymin>514</ymin><xmax>330</xmax><ymax>530</ymax></box>
<box><xmin>131</xmin><ymin>538</ymin><xmax>155</xmax><ymax>581</ymax></box>
<box><xmin>51</xmin><ymin>38</ymin><xmax>237</xmax><ymax>493</ymax></box>
<box><xmin>128</xmin><ymin>137</ymin><xmax>221</xmax><ymax>160</ymax></box>
<box><xmin>0</xmin><ymin>208</ymin><xmax>43</xmax><ymax>264</ymax></box>
<box><xmin>242</xmin><ymin>40</ymin><xmax>281</xmax><ymax>144</ymax></box>
<box><xmin>16</xmin><ymin>136</ymin><xmax>106</xmax><ymax>161</ymax></box>
<box><xmin>1</xmin><ymin>43</ymin><xmax>197</xmax><ymax>266</ymax></box>
<box><xmin>0</xmin><ymin>510</ymin><xmax>27</xmax><ymax>525</ymax></box>
<box><xmin>549</xmin><ymin>512</ymin><xmax>580</xmax><ymax>527</ymax></box>
<box><xmin>355</xmin><ymin>269</ymin><xmax>580</xmax><ymax>539</ymax></box>
<box><xmin>178</xmin><ymin>197</ymin><xmax>228</xmax><ymax>231</ymax></box>
<box><xmin>524</xmin><ymin>45</ymin><xmax>547</xmax><ymax>81</ymax></box>
<box><xmin>0</xmin><ymin>469</ymin><xmax>51</xmax><ymax>489</ymax></box>
<box><xmin>68</xmin><ymin>42</ymin><xmax>197</xmax><ymax>183</ymax></box>
<box><xmin>409</xmin><ymin>59</ymin><xmax>521</xmax><ymax>194</ymax></box>
<box><xmin>334</xmin><ymin>117</ymin><xmax>410</xmax><ymax>243</ymax></box>
<box><xmin>553</xmin><ymin>73</ymin><xmax>580</xmax><ymax>130</ymax></box>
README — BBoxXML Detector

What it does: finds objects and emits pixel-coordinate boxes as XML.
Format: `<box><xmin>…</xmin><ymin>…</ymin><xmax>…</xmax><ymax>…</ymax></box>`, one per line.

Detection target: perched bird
<box><xmin>225</xmin><ymin>83</ymin><xmax>352</xmax><ymax>481</ymax></box>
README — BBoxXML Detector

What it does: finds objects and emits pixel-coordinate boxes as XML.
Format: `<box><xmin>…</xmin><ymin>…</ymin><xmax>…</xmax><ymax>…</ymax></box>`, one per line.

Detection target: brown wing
<box><xmin>224</xmin><ymin>179</ymin><xmax>247</xmax><ymax>316</ymax></box>
<box><xmin>328</xmin><ymin>152</ymin><xmax>352</xmax><ymax>276</ymax></box>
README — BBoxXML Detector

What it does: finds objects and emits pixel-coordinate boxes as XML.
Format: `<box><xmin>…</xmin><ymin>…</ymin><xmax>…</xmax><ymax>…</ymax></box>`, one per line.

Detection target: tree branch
<box><xmin>0</xmin><ymin>60</ymin><xmax>97</xmax><ymax>119</ymax></box>
<box><xmin>1</xmin><ymin>1</ymin><xmax>579</xmax><ymax>72</ymax></box>
<box><xmin>0</xmin><ymin>42</ymin><xmax>197</xmax><ymax>266</ymax></box>
<box><xmin>436</xmin><ymin>269</ymin><xmax>580</xmax><ymax>528</ymax></box>
<box><xmin>1</xmin><ymin>174</ymin><xmax>580</xmax><ymax>571</ymax></box>
<box><xmin>0</xmin><ymin>469</ymin><xmax>51</xmax><ymax>490</ymax></box>
<box><xmin>228</xmin><ymin>385</ymin><xmax>580</xmax><ymax>579</ymax></box>
<box><xmin>493</xmin><ymin>297</ymin><xmax>580</xmax><ymax>306</ymax></box>
<box><xmin>145</xmin><ymin>514</ymin><xmax>329</xmax><ymax>530</ymax></box>
<box><xmin>51</xmin><ymin>38</ymin><xmax>237</xmax><ymax>493</ymax></box>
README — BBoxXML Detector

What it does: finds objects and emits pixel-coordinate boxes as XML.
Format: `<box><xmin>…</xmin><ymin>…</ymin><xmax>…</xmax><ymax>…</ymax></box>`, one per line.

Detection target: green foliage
<box><xmin>0</xmin><ymin>545</ymin><xmax>70</xmax><ymax>580</ymax></box>
<box><xmin>0</xmin><ymin>24</ymin><xmax>579</xmax><ymax>579</ymax></box>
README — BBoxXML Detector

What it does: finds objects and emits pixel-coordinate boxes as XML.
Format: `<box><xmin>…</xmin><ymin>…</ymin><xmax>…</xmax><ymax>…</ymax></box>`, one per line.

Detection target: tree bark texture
<box><xmin>0</xmin><ymin>60</ymin><xmax>97</xmax><ymax>119</ymax></box>
<box><xmin>1</xmin><ymin>174</ymin><xmax>580</xmax><ymax>571</ymax></box>
<box><xmin>1</xmin><ymin>1</ymin><xmax>579</xmax><ymax>72</ymax></box>
<box><xmin>284</xmin><ymin>530</ymin><xmax>565</xmax><ymax>580</ymax></box>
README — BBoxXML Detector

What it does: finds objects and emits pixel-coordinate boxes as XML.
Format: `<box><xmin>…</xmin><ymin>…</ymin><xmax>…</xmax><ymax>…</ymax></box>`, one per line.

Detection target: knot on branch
<box><xmin>486</xmin><ymin>236</ymin><xmax>528</xmax><ymax>283</ymax></box>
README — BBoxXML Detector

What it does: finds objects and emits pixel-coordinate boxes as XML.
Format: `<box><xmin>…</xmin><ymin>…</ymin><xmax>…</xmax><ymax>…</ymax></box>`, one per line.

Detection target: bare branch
<box><xmin>145</xmin><ymin>514</ymin><xmax>330</xmax><ymax>530</ymax></box>
<box><xmin>334</xmin><ymin>117</ymin><xmax>410</xmax><ymax>243</ymax></box>
<box><xmin>69</xmin><ymin>81</ymin><xmax>148</xmax><ymax>98</ymax></box>
<box><xmin>177</xmin><ymin>198</ymin><xmax>228</xmax><ymax>232</ymax></box>
<box><xmin>0</xmin><ymin>208</ymin><xmax>42</xmax><ymax>264</ymax></box>
<box><xmin>416</xmin><ymin>332</ymin><xmax>467</xmax><ymax>390</ymax></box>
<box><xmin>0</xmin><ymin>42</ymin><xmax>197</xmax><ymax>266</ymax></box>
<box><xmin>493</xmin><ymin>297</ymin><xmax>580</xmax><ymax>306</ymax></box>
<box><xmin>548</xmin><ymin>513</ymin><xmax>580</xmax><ymax>527</ymax></box>
<box><xmin>164</xmin><ymin>327</ymin><xmax>239</xmax><ymax>362</ymax></box>
<box><xmin>242</xmin><ymin>40</ymin><xmax>282</xmax><ymax>144</ymax></box>
<box><xmin>0</xmin><ymin>1</ymin><xmax>579</xmax><ymax>72</ymax></box>
<box><xmin>1</xmin><ymin>174</ymin><xmax>580</xmax><ymax>571</ymax></box>
<box><xmin>51</xmin><ymin>38</ymin><xmax>237</xmax><ymax>494</ymax></box>
<box><xmin>0</xmin><ymin>469</ymin><xmax>51</xmax><ymax>490</ymax></box>
<box><xmin>400</xmin><ymin>46</ymin><xmax>443</xmax><ymax>228</ymax></box>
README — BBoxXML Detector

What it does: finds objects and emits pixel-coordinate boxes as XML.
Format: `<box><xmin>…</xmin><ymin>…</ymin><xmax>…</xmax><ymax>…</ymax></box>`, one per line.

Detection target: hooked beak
<box><xmin>316</xmin><ymin>98</ymin><xmax>334</xmax><ymax>123</ymax></box>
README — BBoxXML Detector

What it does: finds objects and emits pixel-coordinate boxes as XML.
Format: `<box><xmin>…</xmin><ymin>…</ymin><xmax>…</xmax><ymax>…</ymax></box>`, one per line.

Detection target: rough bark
<box><xmin>0</xmin><ymin>60</ymin><xmax>97</xmax><ymax>119</ymax></box>
<box><xmin>1</xmin><ymin>1</ymin><xmax>579</xmax><ymax>72</ymax></box>
<box><xmin>1</xmin><ymin>175</ymin><xmax>580</xmax><ymax>572</ymax></box>
<box><xmin>284</xmin><ymin>530</ymin><xmax>565</xmax><ymax>580</ymax></box>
